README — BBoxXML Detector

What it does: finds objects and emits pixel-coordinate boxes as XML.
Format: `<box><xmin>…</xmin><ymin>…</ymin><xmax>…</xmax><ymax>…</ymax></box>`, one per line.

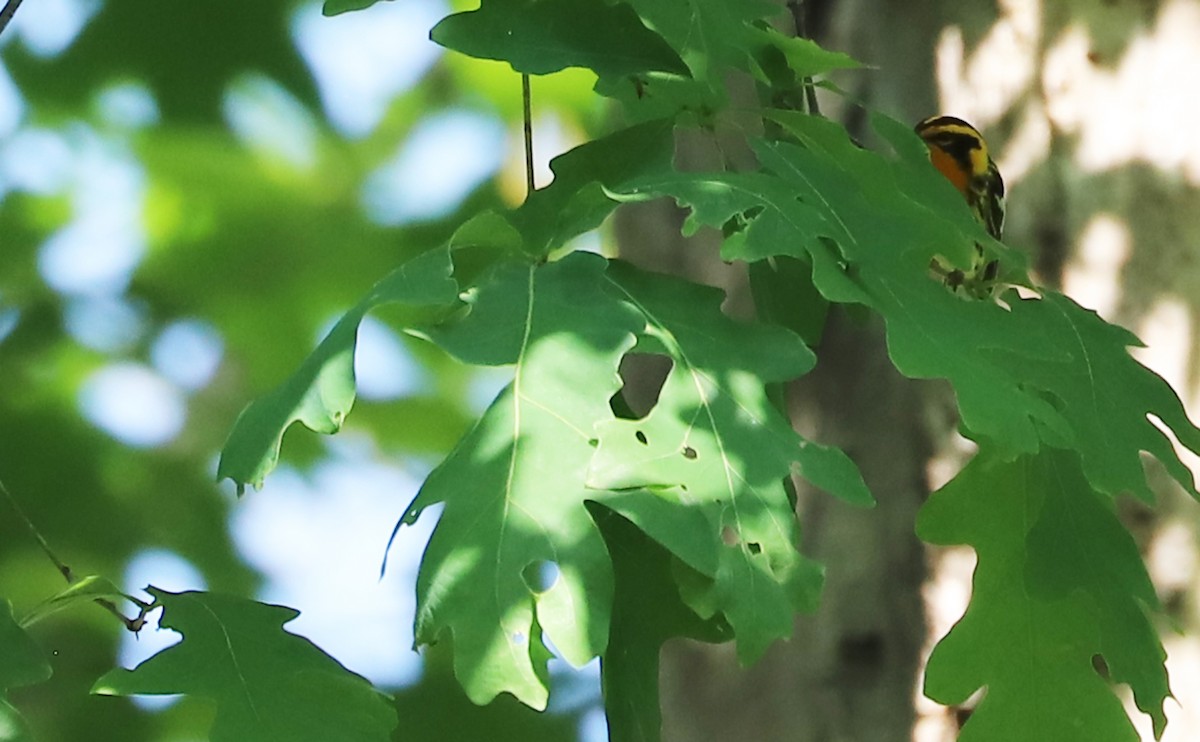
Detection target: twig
<box><xmin>1</xmin><ymin>478</ymin><xmax>73</xmax><ymax>583</ymax></box>
<box><xmin>0</xmin><ymin>0</ymin><xmax>26</xmax><ymax>40</ymax></box>
<box><xmin>0</xmin><ymin>478</ymin><xmax>148</xmax><ymax>632</ymax></box>
<box><xmin>522</xmin><ymin>73</ymin><xmax>535</xmax><ymax>196</ymax></box>
<box><xmin>787</xmin><ymin>0</ymin><xmax>821</xmax><ymax>116</ymax></box>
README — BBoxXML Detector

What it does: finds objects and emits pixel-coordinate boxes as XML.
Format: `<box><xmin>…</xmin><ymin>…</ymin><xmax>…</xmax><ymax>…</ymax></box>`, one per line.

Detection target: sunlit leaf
<box><xmin>589</xmin><ymin>261</ymin><xmax>871</xmax><ymax>664</ymax></box>
<box><xmin>398</xmin><ymin>252</ymin><xmax>643</xmax><ymax>709</ymax></box>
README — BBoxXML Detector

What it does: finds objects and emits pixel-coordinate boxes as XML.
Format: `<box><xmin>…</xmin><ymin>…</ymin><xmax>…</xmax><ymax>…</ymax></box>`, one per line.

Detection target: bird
<box><xmin>915</xmin><ymin>115</ymin><xmax>1005</xmax><ymax>292</ymax></box>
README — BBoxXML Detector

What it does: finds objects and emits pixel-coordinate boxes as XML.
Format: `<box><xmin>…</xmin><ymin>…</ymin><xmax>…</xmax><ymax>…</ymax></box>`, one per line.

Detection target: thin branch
<box><xmin>522</xmin><ymin>73</ymin><xmax>535</xmax><ymax>196</ymax></box>
<box><xmin>0</xmin><ymin>478</ymin><xmax>148</xmax><ymax>632</ymax></box>
<box><xmin>786</xmin><ymin>0</ymin><xmax>821</xmax><ymax>116</ymax></box>
<box><xmin>0</xmin><ymin>0</ymin><xmax>26</xmax><ymax>40</ymax></box>
<box><xmin>1</xmin><ymin>478</ymin><xmax>73</xmax><ymax>583</ymax></box>
<box><xmin>787</xmin><ymin>0</ymin><xmax>805</xmax><ymax>40</ymax></box>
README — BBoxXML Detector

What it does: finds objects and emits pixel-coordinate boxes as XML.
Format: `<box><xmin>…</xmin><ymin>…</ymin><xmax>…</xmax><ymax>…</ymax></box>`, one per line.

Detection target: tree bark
<box><xmin>621</xmin><ymin>1</ymin><xmax>1200</xmax><ymax>740</ymax></box>
<box><xmin>613</xmin><ymin>2</ymin><xmax>977</xmax><ymax>740</ymax></box>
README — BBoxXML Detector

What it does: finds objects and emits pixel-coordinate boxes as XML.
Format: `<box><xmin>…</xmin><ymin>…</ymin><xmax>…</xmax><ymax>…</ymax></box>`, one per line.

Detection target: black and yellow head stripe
<box><xmin>915</xmin><ymin>115</ymin><xmax>990</xmax><ymax>179</ymax></box>
<box><xmin>916</xmin><ymin>114</ymin><xmax>1005</xmax><ymax>242</ymax></box>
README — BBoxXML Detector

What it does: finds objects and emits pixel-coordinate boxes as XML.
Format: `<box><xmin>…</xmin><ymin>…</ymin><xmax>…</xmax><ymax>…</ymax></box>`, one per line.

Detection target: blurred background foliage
<box><xmin>10</xmin><ymin>1</ymin><xmax>1200</xmax><ymax>741</ymax></box>
<box><xmin>0</xmin><ymin>0</ymin><xmax>607</xmax><ymax>739</ymax></box>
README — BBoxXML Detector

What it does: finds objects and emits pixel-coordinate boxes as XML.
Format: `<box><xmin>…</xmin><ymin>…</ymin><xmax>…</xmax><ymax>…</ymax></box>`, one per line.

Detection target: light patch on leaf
<box><xmin>589</xmin><ymin>260</ymin><xmax>869</xmax><ymax>664</ymax></box>
<box><xmin>400</xmin><ymin>253</ymin><xmax>643</xmax><ymax>709</ymax></box>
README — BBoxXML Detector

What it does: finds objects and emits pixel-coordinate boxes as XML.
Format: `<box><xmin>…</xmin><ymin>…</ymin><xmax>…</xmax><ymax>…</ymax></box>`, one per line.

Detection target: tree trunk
<box><xmin>613</xmin><ymin>2</ymin><xmax>982</xmax><ymax>740</ymax></box>
<box><xmin>629</xmin><ymin>0</ymin><xmax>1200</xmax><ymax>739</ymax></box>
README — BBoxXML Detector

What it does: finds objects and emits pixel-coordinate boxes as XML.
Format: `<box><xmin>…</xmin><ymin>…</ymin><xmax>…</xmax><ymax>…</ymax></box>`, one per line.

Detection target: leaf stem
<box><xmin>0</xmin><ymin>478</ymin><xmax>149</xmax><ymax>632</ymax></box>
<box><xmin>1</xmin><ymin>478</ymin><xmax>74</xmax><ymax>583</ymax></box>
<box><xmin>0</xmin><ymin>0</ymin><xmax>25</xmax><ymax>39</ymax></box>
<box><xmin>522</xmin><ymin>73</ymin><xmax>535</xmax><ymax>196</ymax></box>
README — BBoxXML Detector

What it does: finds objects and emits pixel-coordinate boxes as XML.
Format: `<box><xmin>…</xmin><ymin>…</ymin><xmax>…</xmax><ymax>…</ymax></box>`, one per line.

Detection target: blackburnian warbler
<box><xmin>915</xmin><ymin>115</ymin><xmax>1005</xmax><ymax>292</ymax></box>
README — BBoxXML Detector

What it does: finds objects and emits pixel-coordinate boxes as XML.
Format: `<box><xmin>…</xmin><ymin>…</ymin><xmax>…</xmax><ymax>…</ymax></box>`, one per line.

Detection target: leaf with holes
<box><xmin>588</xmin><ymin>260</ymin><xmax>871</xmax><ymax>663</ymax></box>
<box><xmin>92</xmin><ymin>589</ymin><xmax>396</xmax><ymax>742</ymax></box>
<box><xmin>610</xmin><ymin>113</ymin><xmax>1065</xmax><ymax>456</ymax></box>
<box><xmin>610</xmin><ymin>110</ymin><xmax>1200</xmax><ymax>501</ymax></box>
<box><xmin>752</xmin><ymin>113</ymin><xmax>1200</xmax><ymax>499</ymax></box>
<box><xmin>397</xmin><ymin>252</ymin><xmax>643</xmax><ymax>709</ymax></box>
<box><xmin>918</xmin><ymin>447</ymin><xmax>1168</xmax><ymax>741</ymax></box>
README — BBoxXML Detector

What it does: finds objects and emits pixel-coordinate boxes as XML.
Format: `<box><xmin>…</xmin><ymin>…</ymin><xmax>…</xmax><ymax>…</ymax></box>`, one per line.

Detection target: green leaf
<box><xmin>18</xmin><ymin>575</ymin><xmax>128</xmax><ymax>628</ymax></box>
<box><xmin>590</xmin><ymin>504</ymin><xmax>730</xmax><ymax>742</ymax></box>
<box><xmin>622</xmin><ymin>0</ymin><xmax>778</xmax><ymax>83</ymax></box>
<box><xmin>92</xmin><ymin>589</ymin><xmax>396</xmax><ymax>742</ymax></box>
<box><xmin>513</xmin><ymin>118</ymin><xmax>676</xmax><ymax>256</ymax></box>
<box><xmin>757</xmin><ymin>28</ymin><xmax>862</xmax><ymax>79</ymax></box>
<box><xmin>746</xmin><ymin>255</ymin><xmax>828</xmax><ymax>347</ymax></box>
<box><xmin>759</xmin><ymin>113</ymin><xmax>1200</xmax><ymax>497</ymax></box>
<box><xmin>986</xmin><ymin>293</ymin><xmax>1200</xmax><ymax>500</ymax></box>
<box><xmin>431</xmin><ymin>0</ymin><xmax>688</xmax><ymax>80</ymax></box>
<box><xmin>322</xmin><ymin>0</ymin><xmax>392</xmax><ymax>17</ymax></box>
<box><xmin>744</xmin><ymin>113</ymin><xmax>1059</xmax><ymax>392</ymax></box>
<box><xmin>588</xmin><ymin>261</ymin><xmax>871</xmax><ymax>664</ymax></box>
<box><xmin>617</xmin><ymin>0</ymin><xmax>859</xmax><ymax>86</ymax></box>
<box><xmin>917</xmin><ymin>447</ymin><xmax>1167</xmax><ymax>741</ymax></box>
<box><xmin>1023</xmin><ymin>457</ymin><xmax>1170</xmax><ymax>736</ymax></box>
<box><xmin>218</xmin><ymin>246</ymin><xmax>459</xmax><ymax>492</ymax></box>
<box><xmin>612</xmin><ymin>110</ymin><xmax>1200</xmax><ymax>499</ymax></box>
<box><xmin>0</xmin><ymin>599</ymin><xmax>52</xmax><ymax>742</ymax></box>
<box><xmin>426</xmin><ymin>121</ymin><xmax>675</xmax><ymax>262</ymax></box>
<box><xmin>399</xmin><ymin>252</ymin><xmax>644</xmax><ymax>709</ymax></box>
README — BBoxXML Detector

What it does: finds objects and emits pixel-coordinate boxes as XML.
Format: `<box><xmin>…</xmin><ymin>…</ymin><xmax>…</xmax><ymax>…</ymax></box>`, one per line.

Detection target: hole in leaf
<box><xmin>512</xmin><ymin>631</ymin><xmax>527</xmax><ymax>646</ymax></box>
<box><xmin>747</xmin><ymin>542</ymin><xmax>762</xmax><ymax>555</ymax></box>
<box><xmin>1091</xmin><ymin>653</ymin><xmax>1110</xmax><ymax>680</ymax></box>
<box><xmin>610</xmin><ymin>353</ymin><xmax>673</xmax><ymax>420</ymax></box>
<box><xmin>721</xmin><ymin>205</ymin><xmax>764</xmax><ymax>238</ymax></box>
<box><xmin>721</xmin><ymin>525</ymin><xmax>739</xmax><ymax>546</ymax></box>
<box><xmin>635</xmin><ymin>430</ymin><xmax>648</xmax><ymax>445</ymax></box>
<box><xmin>682</xmin><ymin>445</ymin><xmax>697</xmax><ymax>459</ymax></box>
<box><xmin>522</xmin><ymin>560</ymin><xmax>559</xmax><ymax>593</ymax></box>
